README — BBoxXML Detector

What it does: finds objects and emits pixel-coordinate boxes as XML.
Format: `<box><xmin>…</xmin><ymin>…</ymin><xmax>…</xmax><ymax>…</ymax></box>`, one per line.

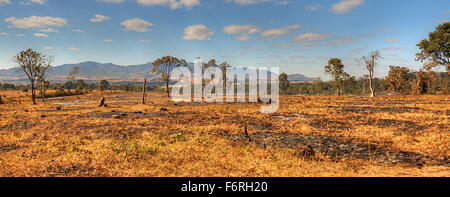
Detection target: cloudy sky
<box><xmin>0</xmin><ymin>0</ymin><xmax>448</xmax><ymax>79</ymax></box>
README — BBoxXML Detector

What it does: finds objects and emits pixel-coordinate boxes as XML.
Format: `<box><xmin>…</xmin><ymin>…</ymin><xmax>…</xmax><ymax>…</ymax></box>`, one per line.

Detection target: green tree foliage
<box><xmin>416</xmin><ymin>22</ymin><xmax>450</xmax><ymax>71</ymax></box>
<box><xmin>98</xmin><ymin>80</ymin><xmax>109</xmax><ymax>93</ymax></box>
<box><xmin>386</xmin><ymin>66</ymin><xmax>411</xmax><ymax>93</ymax></box>
<box><xmin>324</xmin><ymin>58</ymin><xmax>352</xmax><ymax>96</ymax></box>
<box><xmin>152</xmin><ymin>56</ymin><xmax>188</xmax><ymax>98</ymax></box>
<box><xmin>14</xmin><ymin>48</ymin><xmax>52</xmax><ymax>104</ymax></box>
<box><xmin>279</xmin><ymin>72</ymin><xmax>290</xmax><ymax>95</ymax></box>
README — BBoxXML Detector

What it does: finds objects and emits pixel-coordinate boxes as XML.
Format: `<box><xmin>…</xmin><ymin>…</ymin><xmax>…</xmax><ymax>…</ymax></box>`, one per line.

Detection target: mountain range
<box><xmin>0</xmin><ymin>61</ymin><xmax>313</xmax><ymax>84</ymax></box>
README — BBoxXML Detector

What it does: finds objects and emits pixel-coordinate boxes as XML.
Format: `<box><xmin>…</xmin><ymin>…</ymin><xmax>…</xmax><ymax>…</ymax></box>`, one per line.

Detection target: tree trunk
<box><xmin>166</xmin><ymin>81</ymin><xmax>170</xmax><ymax>98</ymax></box>
<box><xmin>369</xmin><ymin>77</ymin><xmax>375</xmax><ymax>97</ymax></box>
<box><xmin>31</xmin><ymin>82</ymin><xmax>36</xmax><ymax>105</ymax></box>
<box><xmin>142</xmin><ymin>78</ymin><xmax>147</xmax><ymax>104</ymax></box>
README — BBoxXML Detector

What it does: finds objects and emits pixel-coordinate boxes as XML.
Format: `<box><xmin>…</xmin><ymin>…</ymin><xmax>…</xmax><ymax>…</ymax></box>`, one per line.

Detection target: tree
<box><xmin>386</xmin><ymin>66</ymin><xmax>410</xmax><ymax>93</ymax></box>
<box><xmin>324</xmin><ymin>58</ymin><xmax>351</xmax><ymax>96</ymax></box>
<box><xmin>416</xmin><ymin>22</ymin><xmax>450</xmax><ymax>72</ymax></box>
<box><xmin>205</xmin><ymin>59</ymin><xmax>216</xmax><ymax>70</ymax></box>
<box><xmin>152</xmin><ymin>56</ymin><xmax>188</xmax><ymax>98</ymax></box>
<box><xmin>98</xmin><ymin>80</ymin><xmax>109</xmax><ymax>94</ymax></box>
<box><xmin>220</xmin><ymin>61</ymin><xmax>230</xmax><ymax>95</ymax></box>
<box><xmin>67</xmin><ymin>66</ymin><xmax>80</xmax><ymax>82</ymax></box>
<box><xmin>75</xmin><ymin>79</ymin><xmax>87</xmax><ymax>90</ymax></box>
<box><xmin>361</xmin><ymin>51</ymin><xmax>381</xmax><ymax>97</ymax></box>
<box><xmin>38</xmin><ymin>80</ymin><xmax>50</xmax><ymax>102</ymax></box>
<box><xmin>63</xmin><ymin>81</ymin><xmax>76</xmax><ymax>89</ymax></box>
<box><xmin>14</xmin><ymin>49</ymin><xmax>52</xmax><ymax>104</ymax></box>
<box><xmin>279</xmin><ymin>72</ymin><xmax>290</xmax><ymax>95</ymax></box>
<box><xmin>412</xmin><ymin>69</ymin><xmax>428</xmax><ymax>95</ymax></box>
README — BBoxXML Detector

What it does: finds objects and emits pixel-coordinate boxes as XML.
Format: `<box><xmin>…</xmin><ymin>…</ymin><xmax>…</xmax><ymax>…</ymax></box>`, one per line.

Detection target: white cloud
<box><xmin>4</xmin><ymin>16</ymin><xmax>67</xmax><ymax>29</ymax></box>
<box><xmin>72</xmin><ymin>29</ymin><xmax>84</xmax><ymax>33</ymax></box>
<box><xmin>242</xmin><ymin>45</ymin><xmax>260</xmax><ymax>50</ymax></box>
<box><xmin>16</xmin><ymin>33</ymin><xmax>24</xmax><ymax>37</ymax></box>
<box><xmin>261</xmin><ymin>25</ymin><xmax>300</xmax><ymax>40</ymax></box>
<box><xmin>328</xmin><ymin>36</ymin><xmax>354</xmax><ymax>45</ymax></box>
<box><xmin>44</xmin><ymin>46</ymin><xmax>53</xmax><ymax>50</ymax></box>
<box><xmin>222</xmin><ymin>25</ymin><xmax>261</xmax><ymax>41</ymax></box>
<box><xmin>183</xmin><ymin>24</ymin><xmax>214</xmax><ymax>40</ymax></box>
<box><xmin>68</xmin><ymin>47</ymin><xmax>80</xmax><ymax>51</ymax></box>
<box><xmin>90</xmin><ymin>14</ymin><xmax>110</xmax><ymax>23</ymax></box>
<box><xmin>100</xmin><ymin>0</ymin><xmax>125</xmax><ymax>3</ymax></box>
<box><xmin>293</xmin><ymin>33</ymin><xmax>328</xmax><ymax>46</ymax></box>
<box><xmin>104</xmin><ymin>39</ymin><xmax>113</xmax><ymax>42</ymax></box>
<box><xmin>276</xmin><ymin>0</ymin><xmax>290</xmax><ymax>6</ymax></box>
<box><xmin>330</xmin><ymin>0</ymin><xmax>363</xmax><ymax>14</ymax></box>
<box><xmin>136</xmin><ymin>0</ymin><xmax>200</xmax><ymax>10</ymax></box>
<box><xmin>350</xmin><ymin>46</ymin><xmax>368</xmax><ymax>54</ymax></box>
<box><xmin>0</xmin><ymin>0</ymin><xmax>10</xmax><ymax>6</ymax></box>
<box><xmin>140</xmin><ymin>39</ymin><xmax>150</xmax><ymax>43</ymax></box>
<box><xmin>40</xmin><ymin>28</ymin><xmax>58</xmax><ymax>33</ymax></box>
<box><xmin>294</xmin><ymin>33</ymin><xmax>327</xmax><ymax>41</ymax></box>
<box><xmin>305</xmin><ymin>4</ymin><xmax>322</xmax><ymax>11</ymax></box>
<box><xmin>34</xmin><ymin>33</ymin><xmax>48</xmax><ymax>38</ymax></box>
<box><xmin>121</xmin><ymin>18</ymin><xmax>154</xmax><ymax>32</ymax></box>
<box><xmin>385</xmin><ymin>38</ymin><xmax>400</xmax><ymax>43</ymax></box>
<box><xmin>378</xmin><ymin>26</ymin><xmax>391</xmax><ymax>30</ymax></box>
<box><xmin>0</xmin><ymin>32</ymin><xmax>8</xmax><ymax>36</ymax></box>
<box><xmin>225</xmin><ymin>0</ymin><xmax>271</xmax><ymax>6</ymax></box>
<box><xmin>31</xmin><ymin>0</ymin><xmax>46</xmax><ymax>5</ymax></box>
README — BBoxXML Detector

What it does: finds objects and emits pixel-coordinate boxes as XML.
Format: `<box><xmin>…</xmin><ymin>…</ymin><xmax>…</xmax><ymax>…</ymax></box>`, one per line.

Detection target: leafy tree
<box><xmin>361</xmin><ymin>50</ymin><xmax>381</xmax><ymax>97</ymax></box>
<box><xmin>75</xmin><ymin>79</ymin><xmax>87</xmax><ymax>90</ymax></box>
<box><xmin>412</xmin><ymin>70</ymin><xmax>428</xmax><ymax>95</ymax></box>
<box><xmin>98</xmin><ymin>80</ymin><xmax>109</xmax><ymax>94</ymax></box>
<box><xmin>416</xmin><ymin>22</ymin><xmax>450</xmax><ymax>71</ymax></box>
<box><xmin>152</xmin><ymin>56</ymin><xmax>188</xmax><ymax>98</ymax></box>
<box><xmin>386</xmin><ymin>66</ymin><xmax>410</xmax><ymax>93</ymax></box>
<box><xmin>279</xmin><ymin>72</ymin><xmax>290</xmax><ymax>95</ymax></box>
<box><xmin>14</xmin><ymin>49</ymin><xmax>52</xmax><ymax>104</ymax></box>
<box><xmin>63</xmin><ymin>81</ymin><xmax>76</xmax><ymax>89</ymax></box>
<box><xmin>38</xmin><ymin>80</ymin><xmax>49</xmax><ymax>102</ymax></box>
<box><xmin>324</xmin><ymin>58</ymin><xmax>351</xmax><ymax>96</ymax></box>
<box><xmin>205</xmin><ymin>59</ymin><xmax>216</xmax><ymax>70</ymax></box>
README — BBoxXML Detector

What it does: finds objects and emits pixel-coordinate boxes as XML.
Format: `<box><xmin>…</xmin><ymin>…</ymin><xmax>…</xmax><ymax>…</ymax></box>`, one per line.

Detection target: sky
<box><xmin>0</xmin><ymin>0</ymin><xmax>448</xmax><ymax>79</ymax></box>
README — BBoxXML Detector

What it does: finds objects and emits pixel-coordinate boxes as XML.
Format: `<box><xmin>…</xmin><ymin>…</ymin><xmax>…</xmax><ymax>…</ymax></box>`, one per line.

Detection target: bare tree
<box><xmin>152</xmin><ymin>56</ymin><xmax>188</xmax><ymax>98</ymax></box>
<box><xmin>360</xmin><ymin>51</ymin><xmax>381</xmax><ymax>97</ymax></box>
<box><xmin>14</xmin><ymin>49</ymin><xmax>53</xmax><ymax>105</ymax></box>
<box><xmin>67</xmin><ymin>66</ymin><xmax>80</xmax><ymax>82</ymax></box>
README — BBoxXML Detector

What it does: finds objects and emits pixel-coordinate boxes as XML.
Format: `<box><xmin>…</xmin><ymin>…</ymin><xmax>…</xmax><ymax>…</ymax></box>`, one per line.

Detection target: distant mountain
<box><xmin>0</xmin><ymin>61</ymin><xmax>313</xmax><ymax>84</ymax></box>
<box><xmin>288</xmin><ymin>74</ymin><xmax>314</xmax><ymax>82</ymax></box>
<box><xmin>0</xmin><ymin>61</ymin><xmax>155</xmax><ymax>84</ymax></box>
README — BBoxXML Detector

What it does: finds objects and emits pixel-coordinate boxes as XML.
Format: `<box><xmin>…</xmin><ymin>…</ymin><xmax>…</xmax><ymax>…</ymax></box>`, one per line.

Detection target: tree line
<box><xmin>279</xmin><ymin>22</ymin><xmax>449</xmax><ymax>96</ymax></box>
<box><xmin>0</xmin><ymin>22</ymin><xmax>448</xmax><ymax>104</ymax></box>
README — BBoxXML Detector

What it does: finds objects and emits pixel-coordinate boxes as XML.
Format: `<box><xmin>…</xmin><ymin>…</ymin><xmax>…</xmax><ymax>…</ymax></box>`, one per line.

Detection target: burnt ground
<box><xmin>221</xmin><ymin>132</ymin><xmax>449</xmax><ymax>167</ymax></box>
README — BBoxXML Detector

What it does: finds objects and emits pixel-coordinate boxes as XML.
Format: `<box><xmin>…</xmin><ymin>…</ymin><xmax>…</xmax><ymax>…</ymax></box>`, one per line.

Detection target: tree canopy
<box><xmin>416</xmin><ymin>22</ymin><xmax>450</xmax><ymax>71</ymax></box>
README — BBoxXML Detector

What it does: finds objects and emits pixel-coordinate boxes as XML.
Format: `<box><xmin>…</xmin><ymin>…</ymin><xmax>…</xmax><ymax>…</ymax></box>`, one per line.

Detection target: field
<box><xmin>0</xmin><ymin>90</ymin><xmax>448</xmax><ymax>177</ymax></box>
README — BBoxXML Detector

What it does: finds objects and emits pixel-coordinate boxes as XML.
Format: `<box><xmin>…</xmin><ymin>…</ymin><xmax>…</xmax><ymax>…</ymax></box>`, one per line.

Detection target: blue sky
<box><xmin>0</xmin><ymin>0</ymin><xmax>448</xmax><ymax>79</ymax></box>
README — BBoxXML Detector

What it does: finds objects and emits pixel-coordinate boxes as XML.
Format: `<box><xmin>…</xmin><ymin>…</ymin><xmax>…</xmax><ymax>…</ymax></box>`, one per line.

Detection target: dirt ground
<box><xmin>0</xmin><ymin>90</ymin><xmax>448</xmax><ymax>177</ymax></box>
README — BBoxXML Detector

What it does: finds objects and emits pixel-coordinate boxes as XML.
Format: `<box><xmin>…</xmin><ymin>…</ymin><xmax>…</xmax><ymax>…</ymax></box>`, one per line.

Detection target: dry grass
<box><xmin>0</xmin><ymin>90</ymin><xmax>448</xmax><ymax>177</ymax></box>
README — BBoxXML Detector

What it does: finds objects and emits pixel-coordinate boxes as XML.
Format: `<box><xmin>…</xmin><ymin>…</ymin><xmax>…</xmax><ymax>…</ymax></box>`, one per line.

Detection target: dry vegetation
<box><xmin>0</xmin><ymin>90</ymin><xmax>448</xmax><ymax>177</ymax></box>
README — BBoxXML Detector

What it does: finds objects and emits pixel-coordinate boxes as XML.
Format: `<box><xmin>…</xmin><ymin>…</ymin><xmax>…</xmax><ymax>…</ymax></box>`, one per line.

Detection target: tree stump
<box><xmin>99</xmin><ymin>97</ymin><xmax>105</xmax><ymax>107</ymax></box>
